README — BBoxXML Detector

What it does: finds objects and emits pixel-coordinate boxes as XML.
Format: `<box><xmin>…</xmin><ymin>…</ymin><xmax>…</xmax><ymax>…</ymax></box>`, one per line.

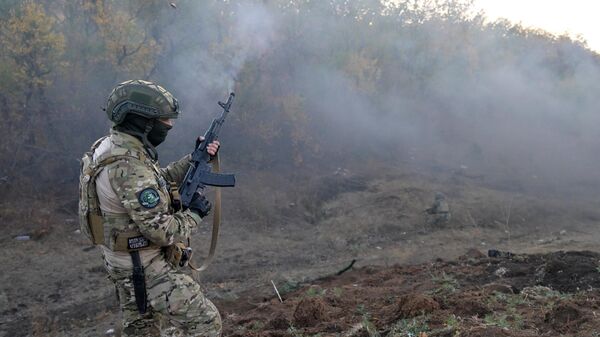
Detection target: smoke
<box><xmin>419</xmin><ymin>31</ymin><xmax>600</xmax><ymax>193</ymax></box>
<box><xmin>228</xmin><ymin>2</ymin><xmax>279</xmax><ymax>91</ymax></box>
<box><xmin>153</xmin><ymin>0</ymin><xmax>600</xmax><ymax>196</ymax></box>
<box><xmin>165</xmin><ymin>1</ymin><xmax>278</xmax><ymax>100</ymax></box>
<box><xmin>155</xmin><ymin>1</ymin><xmax>279</xmax><ymax>157</ymax></box>
<box><xmin>18</xmin><ymin>0</ymin><xmax>598</xmax><ymax>198</ymax></box>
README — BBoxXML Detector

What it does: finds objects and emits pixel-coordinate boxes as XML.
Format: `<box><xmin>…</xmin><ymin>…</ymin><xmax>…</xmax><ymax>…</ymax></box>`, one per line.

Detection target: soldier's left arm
<box><xmin>160</xmin><ymin>154</ymin><xmax>192</xmax><ymax>185</ymax></box>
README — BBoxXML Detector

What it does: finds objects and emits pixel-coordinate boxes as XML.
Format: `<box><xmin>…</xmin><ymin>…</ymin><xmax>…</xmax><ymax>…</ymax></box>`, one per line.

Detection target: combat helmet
<box><xmin>106</xmin><ymin>80</ymin><xmax>180</xmax><ymax>160</ymax></box>
<box><xmin>106</xmin><ymin>80</ymin><xmax>180</xmax><ymax>125</ymax></box>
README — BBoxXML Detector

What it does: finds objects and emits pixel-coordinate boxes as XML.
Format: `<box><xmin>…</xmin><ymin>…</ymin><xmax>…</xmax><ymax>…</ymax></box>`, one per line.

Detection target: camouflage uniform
<box><xmin>90</xmin><ymin>129</ymin><xmax>222</xmax><ymax>337</ymax></box>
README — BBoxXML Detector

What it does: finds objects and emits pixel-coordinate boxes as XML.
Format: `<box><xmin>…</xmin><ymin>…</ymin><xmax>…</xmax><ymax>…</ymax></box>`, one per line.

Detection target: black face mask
<box><xmin>115</xmin><ymin>115</ymin><xmax>172</xmax><ymax>159</ymax></box>
<box><xmin>147</xmin><ymin>121</ymin><xmax>172</xmax><ymax>147</ymax></box>
<box><xmin>117</xmin><ymin>114</ymin><xmax>148</xmax><ymax>136</ymax></box>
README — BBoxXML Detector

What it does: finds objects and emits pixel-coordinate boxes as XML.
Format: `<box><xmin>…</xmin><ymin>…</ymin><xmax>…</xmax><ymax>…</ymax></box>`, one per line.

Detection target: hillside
<box><xmin>2</xmin><ymin>1</ymin><xmax>600</xmax><ymax>336</ymax></box>
<box><xmin>2</xmin><ymin>165</ymin><xmax>600</xmax><ymax>336</ymax></box>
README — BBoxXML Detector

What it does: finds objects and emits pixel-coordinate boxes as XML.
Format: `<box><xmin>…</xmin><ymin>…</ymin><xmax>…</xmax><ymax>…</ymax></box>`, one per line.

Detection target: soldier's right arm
<box><xmin>107</xmin><ymin>158</ymin><xmax>202</xmax><ymax>246</ymax></box>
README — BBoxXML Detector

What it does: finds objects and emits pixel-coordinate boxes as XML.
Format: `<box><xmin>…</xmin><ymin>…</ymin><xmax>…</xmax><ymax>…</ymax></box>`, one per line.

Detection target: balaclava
<box><xmin>115</xmin><ymin>114</ymin><xmax>172</xmax><ymax>160</ymax></box>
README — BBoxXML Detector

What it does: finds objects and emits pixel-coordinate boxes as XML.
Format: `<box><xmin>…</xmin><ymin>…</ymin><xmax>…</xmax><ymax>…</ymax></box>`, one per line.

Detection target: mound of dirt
<box><xmin>481</xmin><ymin>250</ymin><xmax>600</xmax><ymax>292</ymax></box>
<box><xmin>292</xmin><ymin>297</ymin><xmax>329</xmax><ymax>327</ymax></box>
<box><xmin>220</xmin><ymin>250</ymin><xmax>600</xmax><ymax>337</ymax></box>
<box><xmin>482</xmin><ymin>283</ymin><xmax>515</xmax><ymax>295</ymax></box>
<box><xmin>537</xmin><ymin>251</ymin><xmax>600</xmax><ymax>292</ymax></box>
<box><xmin>545</xmin><ymin>302</ymin><xmax>585</xmax><ymax>333</ymax></box>
<box><xmin>266</xmin><ymin>313</ymin><xmax>290</xmax><ymax>330</ymax></box>
<box><xmin>464</xmin><ymin>327</ymin><xmax>512</xmax><ymax>337</ymax></box>
<box><xmin>449</xmin><ymin>297</ymin><xmax>490</xmax><ymax>318</ymax></box>
<box><xmin>393</xmin><ymin>293</ymin><xmax>440</xmax><ymax>319</ymax></box>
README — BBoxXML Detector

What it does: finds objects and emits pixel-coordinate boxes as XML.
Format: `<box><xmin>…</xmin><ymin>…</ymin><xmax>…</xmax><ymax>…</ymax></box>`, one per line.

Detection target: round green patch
<box><xmin>138</xmin><ymin>188</ymin><xmax>160</xmax><ymax>208</ymax></box>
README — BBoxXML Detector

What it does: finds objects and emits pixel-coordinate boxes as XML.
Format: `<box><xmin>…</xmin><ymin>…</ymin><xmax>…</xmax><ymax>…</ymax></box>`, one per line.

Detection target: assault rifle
<box><xmin>179</xmin><ymin>93</ymin><xmax>236</xmax><ymax>208</ymax></box>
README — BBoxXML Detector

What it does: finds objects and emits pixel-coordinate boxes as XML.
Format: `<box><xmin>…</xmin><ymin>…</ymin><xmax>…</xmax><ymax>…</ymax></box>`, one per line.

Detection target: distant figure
<box><xmin>425</xmin><ymin>192</ymin><xmax>451</xmax><ymax>225</ymax></box>
<box><xmin>333</xmin><ymin>167</ymin><xmax>350</xmax><ymax>177</ymax></box>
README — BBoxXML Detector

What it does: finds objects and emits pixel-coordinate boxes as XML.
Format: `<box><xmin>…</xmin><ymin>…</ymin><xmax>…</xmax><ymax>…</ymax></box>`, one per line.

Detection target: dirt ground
<box><xmin>2</xmin><ymin>163</ymin><xmax>600</xmax><ymax>336</ymax></box>
<box><xmin>222</xmin><ymin>250</ymin><xmax>600</xmax><ymax>337</ymax></box>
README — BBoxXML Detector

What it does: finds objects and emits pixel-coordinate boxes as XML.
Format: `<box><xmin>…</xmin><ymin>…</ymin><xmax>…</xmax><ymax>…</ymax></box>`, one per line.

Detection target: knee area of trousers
<box><xmin>164</xmin><ymin>274</ymin><xmax>204</xmax><ymax>315</ymax></box>
<box><xmin>188</xmin><ymin>309</ymin><xmax>222</xmax><ymax>337</ymax></box>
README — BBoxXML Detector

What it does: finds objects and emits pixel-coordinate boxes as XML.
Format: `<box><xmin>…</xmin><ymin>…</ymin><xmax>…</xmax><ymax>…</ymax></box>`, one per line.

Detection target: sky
<box><xmin>474</xmin><ymin>0</ymin><xmax>600</xmax><ymax>52</ymax></box>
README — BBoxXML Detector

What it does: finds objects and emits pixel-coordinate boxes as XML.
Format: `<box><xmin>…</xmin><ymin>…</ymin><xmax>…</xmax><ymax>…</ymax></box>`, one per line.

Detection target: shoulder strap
<box><xmin>82</xmin><ymin>143</ymin><xmax>150</xmax><ymax>246</ymax></box>
<box><xmin>90</xmin><ymin>136</ymin><xmax>108</xmax><ymax>152</ymax></box>
<box><xmin>95</xmin><ymin>147</ymin><xmax>147</xmax><ymax>167</ymax></box>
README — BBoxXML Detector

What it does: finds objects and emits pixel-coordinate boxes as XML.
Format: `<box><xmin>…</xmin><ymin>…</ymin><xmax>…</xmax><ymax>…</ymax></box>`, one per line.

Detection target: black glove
<box><xmin>188</xmin><ymin>192</ymin><xmax>211</xmax><ymax>218</ymax></box>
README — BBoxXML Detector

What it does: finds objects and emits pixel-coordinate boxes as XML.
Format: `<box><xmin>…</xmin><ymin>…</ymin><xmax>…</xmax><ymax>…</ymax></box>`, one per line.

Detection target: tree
<box><xmin>92</xmin><ymin>1</ymin><xmax>160</xmax><ymax>79</ymax></box>
<box><xmin>1</xmin><ymin>1</ymin><xmax>65</xmax><ymax>107</ymax></box>
<box><xmin>0</xmin><ymin>1</ymin><xmax>66</xmax><ymax>193</ymax></box>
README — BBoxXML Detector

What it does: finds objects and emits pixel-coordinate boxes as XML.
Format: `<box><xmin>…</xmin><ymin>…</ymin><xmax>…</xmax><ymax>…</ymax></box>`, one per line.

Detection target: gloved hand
<box><xmin>188</xmin><ymin>192</ymin><xmax>211</xmax><ymax>218</ymax></box>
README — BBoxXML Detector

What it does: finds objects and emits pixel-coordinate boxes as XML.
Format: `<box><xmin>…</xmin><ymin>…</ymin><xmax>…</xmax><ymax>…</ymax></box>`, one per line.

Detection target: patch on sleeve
<box><xmin>138</xmin><ymin>188</ymin><xmax>161</xmax><ymax>208</ymax></box>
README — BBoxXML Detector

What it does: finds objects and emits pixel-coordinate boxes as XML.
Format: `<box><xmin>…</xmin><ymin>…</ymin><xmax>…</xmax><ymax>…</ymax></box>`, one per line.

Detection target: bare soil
<box><xmin>221</xmin><ymin>250</ymin><xmax>600</xmax><ymax>336</ymax></box>
<box><xmin>2</xmin><ymin>164</ymin><xmax>600</xmax><ymax>336</ymax></box>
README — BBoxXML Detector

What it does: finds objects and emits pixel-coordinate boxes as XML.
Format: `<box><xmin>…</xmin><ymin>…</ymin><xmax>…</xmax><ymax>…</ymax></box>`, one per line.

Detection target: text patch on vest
<box><xmin>128</xmin><ymin>236</ymin><xmax>151</xmax><ymax>250</ymax></box>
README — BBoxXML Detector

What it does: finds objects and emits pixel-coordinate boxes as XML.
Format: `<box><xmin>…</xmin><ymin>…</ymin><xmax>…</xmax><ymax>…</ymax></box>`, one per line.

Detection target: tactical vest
<box><xmin>79</xmin><ymin>136</ymin><xmax>165</xmax><ymax>252</ymax></box>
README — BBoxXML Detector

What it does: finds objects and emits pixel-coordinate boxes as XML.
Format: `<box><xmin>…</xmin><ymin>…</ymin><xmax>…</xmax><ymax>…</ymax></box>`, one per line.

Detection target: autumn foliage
<box><xmin>0</xmin><ymin>0</ymin><xmax>597</xmax><ymax>200</ymax></box>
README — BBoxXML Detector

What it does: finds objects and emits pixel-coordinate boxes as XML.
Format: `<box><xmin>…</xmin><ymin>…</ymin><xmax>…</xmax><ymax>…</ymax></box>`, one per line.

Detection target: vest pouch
<box><xmin>79</xmin><ymin>153</ymin><xmax>97</xmax><ymax>244</ymax></box>
<box><xmin>165</xmin><ymin>242</ymin><xmax>192</xmax><ymax>268</ymax></box>
<box><xmin>79</xmin><ymin>148</ymin><xmax>109</xmax><ymax>245</ymax></box>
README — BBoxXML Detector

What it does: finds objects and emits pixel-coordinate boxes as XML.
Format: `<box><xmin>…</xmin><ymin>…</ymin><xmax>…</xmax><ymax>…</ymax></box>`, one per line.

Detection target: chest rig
<box><xmin>79</xmin><ymin>135</ymin><xmax>169</xmax><ymax>252</ymax></box>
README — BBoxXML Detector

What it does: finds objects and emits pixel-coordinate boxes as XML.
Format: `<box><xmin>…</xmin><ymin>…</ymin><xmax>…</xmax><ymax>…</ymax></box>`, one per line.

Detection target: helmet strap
<box><xmin>113</xmin><ymin>115</ymin><xmax>159</xmax><ymax>161</ymax></box>
<box><xmin>141</xmin><ymin>119</ymin><xmax>158</xmax><ymax>161</ymax></box>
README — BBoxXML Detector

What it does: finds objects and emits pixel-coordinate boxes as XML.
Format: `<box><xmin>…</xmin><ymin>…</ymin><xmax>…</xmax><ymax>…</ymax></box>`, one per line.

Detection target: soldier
<box><xmin>78</xmin><ymin>80</ymin><xmax>222</xmax><ymax>336</ymax></box>
<box><xmin>425</xmin><ymin>192</ymin><xmax>451</xmax><ymax>226</ymax></box>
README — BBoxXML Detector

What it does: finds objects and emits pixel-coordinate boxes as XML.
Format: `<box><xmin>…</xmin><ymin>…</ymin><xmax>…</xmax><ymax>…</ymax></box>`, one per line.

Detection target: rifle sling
<box><xmin>189</xmin><ymin>153</ymin><xmax>222</xmax><ymax>272</ymax></box>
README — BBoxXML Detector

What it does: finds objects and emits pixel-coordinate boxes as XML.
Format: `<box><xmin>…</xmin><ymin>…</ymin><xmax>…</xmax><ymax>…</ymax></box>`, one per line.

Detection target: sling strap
<box><xmin>189</xmin><ymin>153</ymin><xmax>222</xmax><ymax>272</ymax></box>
